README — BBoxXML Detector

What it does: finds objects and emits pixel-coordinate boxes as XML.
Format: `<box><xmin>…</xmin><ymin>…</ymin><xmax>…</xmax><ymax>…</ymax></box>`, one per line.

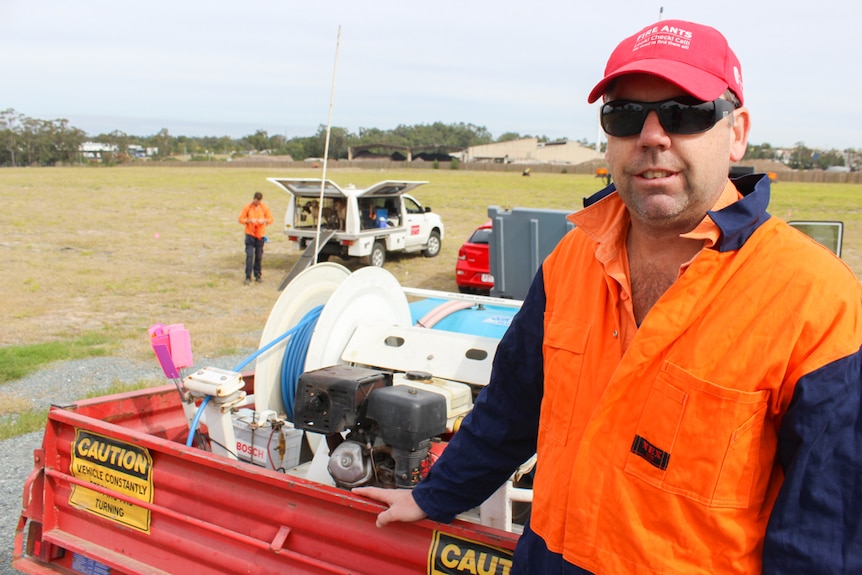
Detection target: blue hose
<box><xmin>232</xmin><ymin>304</ymin><xmax>323</xmax><ymax>372</ymax></box>
<box><xmin>185</xmin><ymin>305</ymin><xmax>323</xmax><ymax>447</ymax></box>
<box><xmin>186</xmin><ymin>395</ymin><xmax>211</xmax><ymax>447</ymax></box>
<box><xmin>280</xmin><ymin>309</ymin><xmax>320</xmax><ymax>419</ymax></box>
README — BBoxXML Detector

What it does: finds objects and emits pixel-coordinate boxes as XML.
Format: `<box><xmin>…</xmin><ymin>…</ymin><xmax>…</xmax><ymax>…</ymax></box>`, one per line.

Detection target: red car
<box><xmin>455</xmin><ymin>220</ymin><xmax>494</xmax><ymax>294</ymax></box>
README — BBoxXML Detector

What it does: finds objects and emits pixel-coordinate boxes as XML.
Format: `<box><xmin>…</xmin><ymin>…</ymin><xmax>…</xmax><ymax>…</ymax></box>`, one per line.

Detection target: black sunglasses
<box><xmin>600</xmin><ymin>97</ymin><xmax>738</xmax><ymax>137</ymax></box>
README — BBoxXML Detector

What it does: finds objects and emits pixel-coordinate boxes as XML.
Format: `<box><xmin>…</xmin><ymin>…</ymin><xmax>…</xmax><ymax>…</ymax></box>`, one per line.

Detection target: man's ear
<box><xmin>729</xmin><ymin>107</ymin><xmax>751</xmax><ymax>163</ymax></box>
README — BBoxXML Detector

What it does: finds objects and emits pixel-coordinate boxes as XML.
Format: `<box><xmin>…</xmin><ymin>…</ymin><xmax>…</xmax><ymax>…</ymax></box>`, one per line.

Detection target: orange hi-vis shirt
<box><xmin>239</xmin><ymin>201</ymin><xmax>273</xmax><ymax>240</ymax></box>
<box><xmin>413</xmin><ymin>174</ymin><xmax>862</xmax><ymax>573</ymax></box>
<box><xmin>530</xmin><ymin>179</ymin><xmax>862</xmax><ymax>573</ymax></box>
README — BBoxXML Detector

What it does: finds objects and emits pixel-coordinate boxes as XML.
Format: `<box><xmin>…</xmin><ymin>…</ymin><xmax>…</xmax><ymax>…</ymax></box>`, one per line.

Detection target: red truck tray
<box><xmin>14</xmin><ymin>384</ymin><xmax>518</xmax><ymax>575</ymax></box>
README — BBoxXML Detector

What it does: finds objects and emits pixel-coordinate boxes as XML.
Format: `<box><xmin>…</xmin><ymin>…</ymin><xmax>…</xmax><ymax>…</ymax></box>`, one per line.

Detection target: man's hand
<box><xmin>353</xmin><ymin>487</ymin><xmax>427</xmax><ymax>528</ymax></box>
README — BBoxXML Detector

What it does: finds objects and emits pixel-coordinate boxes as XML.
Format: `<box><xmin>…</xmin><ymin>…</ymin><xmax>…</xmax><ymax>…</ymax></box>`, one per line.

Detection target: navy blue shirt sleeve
<box><xmin>763</xmin><ymin>348</ymin><xmax>862</xmax><ymax>573</ymax></box>
<box><xmin>412</xmin><ymin>268</ymin><xmax>547</xmax><ymax>522</ymax></box>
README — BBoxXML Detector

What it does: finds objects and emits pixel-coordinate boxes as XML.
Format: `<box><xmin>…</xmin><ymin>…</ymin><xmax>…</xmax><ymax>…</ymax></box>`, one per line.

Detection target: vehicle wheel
<box><xmin>366</xmin><ymin>241</ymin><xmax>386</xmax><ymax>267</ymax></box>
<box><xmin>423</xmin><ymin>230</ymin><xmax>441</xmax><ymax>257</ymax></box>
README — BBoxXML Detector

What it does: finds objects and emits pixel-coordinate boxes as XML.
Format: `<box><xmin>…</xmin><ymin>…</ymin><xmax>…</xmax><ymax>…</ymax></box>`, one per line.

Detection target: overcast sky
<box><xmin>2</xmin><ymin>0</ymin><xmax>858</xmax><ymax>150</ymax></box>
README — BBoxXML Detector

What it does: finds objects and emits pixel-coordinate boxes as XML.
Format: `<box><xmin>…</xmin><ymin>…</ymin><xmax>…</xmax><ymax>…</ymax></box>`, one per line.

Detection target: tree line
<box><xmin>0</xmin><ymin>108</ymin><xmax>856</xmax><ymax>170</ymax></box>
<box><xmin>1</xmin><ymin>109</ymin><xmax>87</xmax><ymax>167</ymax></box>
<box><xmin>745</xmin><ymin>142</ymin><xmax>855</xmax><ymax>171</ymax></box>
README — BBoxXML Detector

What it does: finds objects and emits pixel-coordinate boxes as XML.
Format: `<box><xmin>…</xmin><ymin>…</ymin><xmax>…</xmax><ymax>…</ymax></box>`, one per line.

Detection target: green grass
<box><xmin>0</xmin><ymin>409</ymin><xmax>49</xmax><ymax>441</ymax></box>
<box><xmin>0</xmin><ymin>379</ymin><xmax>153</xmax><ymax>440</ymax></box>
<box><xmin>0</xmin><ymin>332</ymin><xmax>119</xmax><ymax>441</ymax></box>
<box><xmin>0</xmin><ymin>332</ymin><xmax>115</xmax><ymax>384</ymax></box>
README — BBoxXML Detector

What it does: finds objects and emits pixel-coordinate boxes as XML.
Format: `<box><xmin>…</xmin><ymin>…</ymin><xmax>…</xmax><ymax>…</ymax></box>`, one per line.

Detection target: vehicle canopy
<box><xmin>267</xmin><ymin>178</ymin><xmax>429</xmax><ymax>199</ymax></box>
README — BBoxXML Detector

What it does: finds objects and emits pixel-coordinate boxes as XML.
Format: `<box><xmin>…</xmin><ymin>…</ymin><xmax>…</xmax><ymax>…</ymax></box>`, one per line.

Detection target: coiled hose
<box><xmin>185</xmin><ymin>305</ymin><xmax>323</xmax><ymax>447</ymax></box>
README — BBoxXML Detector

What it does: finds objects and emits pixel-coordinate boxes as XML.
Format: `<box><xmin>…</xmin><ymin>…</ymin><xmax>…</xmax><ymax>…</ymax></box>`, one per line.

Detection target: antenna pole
<box><xmin>313</xmin><ymin>25</ymin><xmax>342</xmax><ymax>264</ymax></box>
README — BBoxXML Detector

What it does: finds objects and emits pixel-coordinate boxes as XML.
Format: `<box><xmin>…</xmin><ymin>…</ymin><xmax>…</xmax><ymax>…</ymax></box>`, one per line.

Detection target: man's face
<box><xmin>604</xmin><ymin>74</ymin><xmax>749</xmax><ymax>235</ymax></box>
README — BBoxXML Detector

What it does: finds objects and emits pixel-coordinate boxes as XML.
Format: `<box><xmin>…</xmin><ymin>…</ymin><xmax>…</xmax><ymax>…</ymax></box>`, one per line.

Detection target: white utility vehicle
<box><xmin>268</xmin><ymin>178</ymin><xmax>444</xmax><ymax>267</ymax></box>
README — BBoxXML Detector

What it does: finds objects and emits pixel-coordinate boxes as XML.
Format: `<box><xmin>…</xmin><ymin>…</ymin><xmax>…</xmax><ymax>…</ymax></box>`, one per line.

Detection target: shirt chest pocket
<box><xmin>624</xmin><ymin>361</ymin><xmax>775</xmax><ymax>509</ymax></box>
<box><xmin>540</xmin><ymin>316</ymin><xmax>590</xmax><ymax>446</ymax></box>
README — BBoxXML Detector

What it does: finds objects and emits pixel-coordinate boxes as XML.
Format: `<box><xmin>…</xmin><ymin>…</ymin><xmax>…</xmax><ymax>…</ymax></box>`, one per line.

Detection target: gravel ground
<box><xmin>0</xmin><ymin>354</ymin><xmax>249</xmax><ymax>575</ymax></box>
<box><xmin>1</xmin><ymin>431</ymin><xmax>42</xmax><ymax>575</ymax></box>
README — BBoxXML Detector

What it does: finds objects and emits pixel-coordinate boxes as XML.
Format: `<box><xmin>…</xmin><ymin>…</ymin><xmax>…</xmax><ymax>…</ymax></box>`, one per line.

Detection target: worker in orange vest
<box><xmin>238</xmin><ymin>192</ymin><xmax>273</xmax><ymax>285</ymax></box>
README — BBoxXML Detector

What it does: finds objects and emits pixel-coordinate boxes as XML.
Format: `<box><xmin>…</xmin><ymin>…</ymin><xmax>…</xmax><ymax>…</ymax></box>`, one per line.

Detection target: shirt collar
<box><xmin>679</xmin><ymin>181</ymin><xmax>741</xmax><ymax>248</ymax></box>
<box><xmin>570</xmin><ymin>174</ymin><xmax>772</xmax><ymax>251</ymax></box>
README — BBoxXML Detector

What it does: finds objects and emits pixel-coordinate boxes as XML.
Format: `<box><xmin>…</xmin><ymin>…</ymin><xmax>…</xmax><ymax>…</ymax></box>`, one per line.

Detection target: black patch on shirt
<box><xmin>631</xmin><ymin>435</ymin><xmax>670</xmax><ymax>470</ymax></box>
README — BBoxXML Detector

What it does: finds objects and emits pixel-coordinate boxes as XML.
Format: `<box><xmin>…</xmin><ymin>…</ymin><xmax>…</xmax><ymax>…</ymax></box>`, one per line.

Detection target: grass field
<box><xmin>2</xmin><ymin>165</ymin><xmax>861</xmax><ymax>368</ymax></box>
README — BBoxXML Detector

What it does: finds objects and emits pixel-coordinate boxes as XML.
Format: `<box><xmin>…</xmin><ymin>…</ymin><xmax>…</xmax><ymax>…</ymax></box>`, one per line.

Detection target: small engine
<box><xmin>294</xmin><ymin>364</ymin><xmax>449</xmax><ymax>489</ymax></box>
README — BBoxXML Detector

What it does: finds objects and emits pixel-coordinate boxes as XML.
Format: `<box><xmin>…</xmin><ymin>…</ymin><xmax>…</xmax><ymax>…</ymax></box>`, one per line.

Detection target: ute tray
<box><xmin>14</xmin><ymin>385</ymin><xmax>517</xmax><ymax>575</ymax></box>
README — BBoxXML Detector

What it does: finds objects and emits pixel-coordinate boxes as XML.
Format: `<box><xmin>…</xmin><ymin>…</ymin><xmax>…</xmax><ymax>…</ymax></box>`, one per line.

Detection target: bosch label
<box><xmin>236</xmin><ymin>440</ymin><xmax>267</xmax><ymax>461</ymax></box>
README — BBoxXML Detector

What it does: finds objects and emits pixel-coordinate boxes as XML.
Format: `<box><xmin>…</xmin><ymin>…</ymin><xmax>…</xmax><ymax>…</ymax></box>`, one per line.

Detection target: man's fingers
<box><xmin>353</xmin><ymin>486</ymin><xmax>391</xmax><ymax>504</ymax></box>
<box><xmin>352</xmin><ymin>487</ymin><xmax>427</xmax><ymax>528</ymax></box>
<box><xmin>375</xmin><ymin>507</ymin><xmax>394</xmax><ymax>528</ymax></box>
<box><xmin>353</xmin><ymin>487</ymin><xmax>396</xmax><ymax>527</ymax></box>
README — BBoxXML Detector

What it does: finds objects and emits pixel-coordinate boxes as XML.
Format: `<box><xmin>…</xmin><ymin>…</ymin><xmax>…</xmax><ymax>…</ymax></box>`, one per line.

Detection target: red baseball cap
<box><xmin>587</xmin><ymin>20</ymin><xmax>743</xmax><ymax>105</ymax></box>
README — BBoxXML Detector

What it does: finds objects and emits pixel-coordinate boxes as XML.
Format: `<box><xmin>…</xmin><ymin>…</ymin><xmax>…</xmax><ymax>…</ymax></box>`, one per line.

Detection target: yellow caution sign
<box><xmin>69</xmin><ymin>429</ymin><xmax>154</xmax><ymax>533</ymax></box>
<box><xmin>428</xmin><ymin>531</ymin><xmax>513</xmax><ymax>575</ymax></box>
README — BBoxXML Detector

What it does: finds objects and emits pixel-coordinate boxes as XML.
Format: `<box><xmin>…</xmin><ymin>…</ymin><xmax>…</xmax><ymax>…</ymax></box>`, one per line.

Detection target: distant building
<box><xmin>462</xmin><ymin>138</ymin><xmax>603</xmax><ymax>165</ymax></box>
<box><xmin>348</xmin><ymin>144</ymin><xmax>462</xmax><ymax>162</ymax></box>
<box><xmin>346</xmin><ymin>138</ymin><xmax>603</xmax><ymax>166</ymax></box>
<box><xmin>79</xmin><ymin>142</ymin><xmax>157</xmax><ymax>160</ymax></box>
<box><xmin>79</xmin><ymin>142</ymin><xmax>117</xmax><ymax>159</ymax></box>
<box><xmin>127</xmin><ymin>144</ymin><xmax>158</xmax><ymax>158</ymax></box>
